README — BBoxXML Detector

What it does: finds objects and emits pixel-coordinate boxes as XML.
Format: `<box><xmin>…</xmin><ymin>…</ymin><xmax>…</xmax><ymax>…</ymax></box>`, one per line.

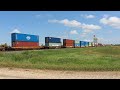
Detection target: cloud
<box><xmin>83</xmin><ymin>39</ymin><xmax>92</xmax><ymax>42</ymax></box>
<box><xmin>48</xmin><ymin>19</ymin><xmax>81</xmax><ymax>28</ymax></box>
<box><xmin>49</xmin><ymin>19</ymin><xmax>101</xmax><ymax>39</ymax></box>
<box><xmin>48</xmin><ymin>19</ymin><xmax>58</xmax><ymax>23</ymax></box>
<box><xmin>81</xmin><ymin>14</ymin><xmax>95</xmax><ymax>19</ymax></box>
<box><xmin>103</xmin><ymin>14</ymin><xmax>110</xmax><ymax>18</ymax></box>
<box><xmin>100</xmin><ymin>16</ymin><xmax>120</xmax><ymax>29</ymax></box>
<box><xmin>82</xmin><ymin>23</ymin><xmax>101</xmax><ymax>30</ymax></box>
<box><xmin>70</xmin><ymin>30</ymin><xmax>78</xmax><ymax>34</ymax></box>
<box><xmin>10</xmin><ymin>29</ymin><xmax>21</xmax><ymax>33</ymax></box>
<box><xmin>81</xmin><ymin>33</ymin><xmax>87</xmax><ymax>37</ymax></box>
<box><xmin>81</xmin><ymin>23</ymin><xmax>101</xmax><ymax>35</ymax></box>
<box><xmin>97</xmin><ymin>37</ymin><xmax>104</xmax><ymax>42</ymax></box>
<box><xmin>48</xmin><ymin>19</ymin><xmax>101</xmax><ymax>32</ymax></box>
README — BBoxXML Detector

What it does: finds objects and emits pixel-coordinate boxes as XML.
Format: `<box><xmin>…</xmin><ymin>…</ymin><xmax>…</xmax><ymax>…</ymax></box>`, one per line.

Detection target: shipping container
<box><xmin>45</xmin><ymin>37</ymin><xmax>61</xmax><ymax>43</ymax></box>
<box><xmin>45</xmin><ymin>43</ymin><xmax>62</xmax><ymax>47</ymax></box>
<box><xmin>63</xmin><ymin>39</ymin><xmax>75</xmax><ymax>44</ymax></box>
<box><xmin>84</xmin><ymin>42</ymin><xmax>89</xmax><ymax>47</ymax></box>
<box><xmin>75</xmin><ymin>40</ymin><xmax>79</xmax><ymax>43</ymax></box>
<box><xmin>11</xmin><ymin>33</ymin><xmax>39</xmax><ymax>42</ymax></box>
<box><xmin>12</xmin><ymin>41</ymin><xmax>39</xmax><ymax>47</ymax></box>
<box><xmin>80</xmin><ymin>41</ymin><xmax>85</xmax><ymax>47</ymax></box>
<box><xmin>63</xmin><ymin>39</ymin><xmax>75</xmax><ymax>47</ymax></box>
<box><xmin>63</xmin><ymin>43</ymin><xmax>74</xmax><ymax>47</ymax></box>
<box><xmin>88</xmin><ymin>42</ymin><xmax>92</xmax><ymax>47</ymax></box>
<box><xmin>74</xmin><ymin>40</ymin><xmax>80</xmax><ymax>47</ymax></box>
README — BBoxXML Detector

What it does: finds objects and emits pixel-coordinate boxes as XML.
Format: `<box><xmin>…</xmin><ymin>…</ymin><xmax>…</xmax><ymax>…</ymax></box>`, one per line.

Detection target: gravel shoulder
<box><xmin>0</xmin><ymin>68</ymin><xmax>120</xmax><ymax>79</ymax></box>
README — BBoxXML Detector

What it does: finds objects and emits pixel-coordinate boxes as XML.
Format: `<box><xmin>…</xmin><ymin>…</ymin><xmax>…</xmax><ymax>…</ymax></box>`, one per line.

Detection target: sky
<box><xmin>1</xmin><ymin>11</ymin><xmax>120</xmax><ymax>45</ymax></box>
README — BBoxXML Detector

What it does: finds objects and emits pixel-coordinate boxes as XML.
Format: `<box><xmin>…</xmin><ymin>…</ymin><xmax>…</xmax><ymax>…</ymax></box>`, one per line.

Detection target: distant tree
<box><xmin>4</xmin><ymin>43</ymin><xmax>8</xmax><ymax>47</ymax></box>
<box><xmin>0</xmin><ymin>43</ymin><xmax>8</xmax><ymax>47</ymax></box>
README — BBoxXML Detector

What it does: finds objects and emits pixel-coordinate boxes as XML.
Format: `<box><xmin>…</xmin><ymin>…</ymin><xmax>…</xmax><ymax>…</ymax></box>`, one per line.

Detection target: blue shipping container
<box><xmin>11</xmin><ymin>33</ymin><xmax>39</xmax><ymax>42</ymax></box>
<box><xmin>45</xmin><ymin>37</ymin><xmax>61</xmax><ymax>43</ymax></box>
<box><xmin>80</xmin><ymin>41</ymin><xmax>85</xmax><ymax>47</ymax></box>
<box><xmin>84</xmin><ymin>42</ymin><xmax>89</xmax><ymax>47</ymax></box>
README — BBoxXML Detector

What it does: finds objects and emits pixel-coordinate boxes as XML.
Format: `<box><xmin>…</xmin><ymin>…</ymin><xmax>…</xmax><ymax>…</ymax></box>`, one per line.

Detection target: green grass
<box><xmin>0</xmin><ymin>46</ymin><xmax>120</xmax><ymax>71</ymax></box>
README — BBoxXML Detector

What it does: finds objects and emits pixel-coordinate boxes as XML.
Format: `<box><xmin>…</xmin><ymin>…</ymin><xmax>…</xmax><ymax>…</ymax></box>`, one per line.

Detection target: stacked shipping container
<box><xmin>45</xmin><ymin>37</ymin><xmax>61</xmax><ymax>47</ymax></box>
<box><xmin>85</xmin><ymin>42</ymin><xmax>89</xmax><ymax>47</ymax></box>
<box><xmin>11</xmin><ymin>33</ymin><xmax>39</xmax><ymax>48</ymax></box>
<box><xmin>11</xmin><ymin>33</ymin><xmax>96</xmax><ymax>49</ymax></box>
<box><xmin>80</xmin><ymin>41</ymin><xmax>85</xmax><ymax>47</ymax></box>
<box><xmin>12</xmin><ymin>42</ymin><xmax>39</xmax><ymax>47</ymax></box>
<box><xmin>75</xmin><ymin>40</ymin><xmax>80</xmax><ymax>47</ymax></box>
<box><xmin>80</xmin><ymin>41</ymin><xmax>89</xmax><ymax>47</ymax></box>
<box><xmin>63</xmin><ymin>39</ymin><xmax>75</xmax><ymax>48</ymax></box>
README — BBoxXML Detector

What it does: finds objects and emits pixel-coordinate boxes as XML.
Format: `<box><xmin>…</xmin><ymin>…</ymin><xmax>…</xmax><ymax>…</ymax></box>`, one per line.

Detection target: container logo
<box><xmin>26</xmin><ymin>36</ymin><xmax>31</xmax><ymax>40</ymax></box>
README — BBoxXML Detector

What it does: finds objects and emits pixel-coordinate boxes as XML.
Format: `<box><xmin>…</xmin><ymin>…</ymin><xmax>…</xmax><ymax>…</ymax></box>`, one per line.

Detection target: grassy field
<box><xmin>0</xmin><ymin>46</ymin><xmax>120</xmax><ymax>71</ymax></box>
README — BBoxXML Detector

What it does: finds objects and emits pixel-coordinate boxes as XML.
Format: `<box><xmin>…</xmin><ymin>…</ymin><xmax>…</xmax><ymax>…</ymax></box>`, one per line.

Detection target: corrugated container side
<box><xmin>63</xmin><ymin>43</ymin><xmax>74</xmax><ymax>47</ymax></box>
<box><xmin>45</xmin><ymin>37</ymin><xmax>49</xmax><ymax>43</ymax></box>
<box><xmin>63</xmin><ymin>44</ymin><xmax>74</xmax><ymax>47</ymax></box>
<box><xmin>63</xmin><ymin>39</ymin><xmax>75</xmax><ymax>47</ymax></box>
<box><xmin>11</xmin><ymin>33</ymin><xmax>16</xmax><ymax>42</ymax></box>
<box><xmin>12</xmin><ymin>41</ymin><xmax>39</xmax><ymax>47</ymax></box>
<box><xmin>85</xmin><ymin>42</ymin><xmax>89</xmax><ymax>47</ymax></box>
<box><xmin>63</xmin><ymin>39</ymin><xmax>74</xmax><ymax>43</ymax></box>
<box><xmin>64</xmin><ymin>46</ymin><xmax>74</xmax><ymax>48</ymax></box>
<box><xmin>45</xmin><ymin>37</ymin><xmax>61</xmax><ymax>43</ymax></box>
<box><xmin>80</xmin><ymin>41</ymin><xmax>85</xmax><ymax>47</ymax></box>
<box><xmin>45</xmin><ymin>43</ymin><xmax>61</xmax><ymax>47</ymax></box>
<box><xmin>11</xmin><ymin>33</ymin><xmax>39</xmax><ymax>42</ymax></box>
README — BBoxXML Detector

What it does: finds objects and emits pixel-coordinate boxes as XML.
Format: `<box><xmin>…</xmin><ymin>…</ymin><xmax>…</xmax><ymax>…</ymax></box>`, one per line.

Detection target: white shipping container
<box><xmin>89</xmin><ymin>42</ymin><xmax>92</xmax><ymax>46</ymax></box>
<box><xmin>45</xmin><ymin>43</ymin><xmax>62</xmax><ymax>47</ymax></box>
<box><xmin>75</xmin><ymin>40</ymin><xmax>79</xmax><ymax>43</ymax></box>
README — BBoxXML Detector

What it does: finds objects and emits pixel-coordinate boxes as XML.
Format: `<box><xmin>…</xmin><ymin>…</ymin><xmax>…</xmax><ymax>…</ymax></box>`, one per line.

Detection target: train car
<box><xmin>63</xmin><ymin>39</ymin><xmax>75</xmax><ymax>48</ymax></box>
<box><xmin>80</xmin><ymin>41</ymin><xmax>85</xmax><ymax>47</ymax></box>
<box><xmin>45</xmin><ymin>37</ymin><xmax>61</xmax><ymax>48</ymax></box>
<box><xmin>84</xmin><ymin>41</ymin><xmax>89</xmax><ymax>47</ymax></box>
<box><xmin>11</xmin><ymin>33</ymin><xmax>39</xmax><ymax>42</ymax></box>
<box><xmin>11</xmin><ymin>33</ymin><xmax>39</xmax><ymax>50</ymax></box>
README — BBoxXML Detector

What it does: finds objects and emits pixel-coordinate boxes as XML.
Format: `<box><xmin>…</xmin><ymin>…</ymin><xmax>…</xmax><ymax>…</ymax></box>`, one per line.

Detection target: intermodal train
<box><xmin>0</xmin><ymin>33</ymin><xmax>103</xmax><ymax>51</ymax></box>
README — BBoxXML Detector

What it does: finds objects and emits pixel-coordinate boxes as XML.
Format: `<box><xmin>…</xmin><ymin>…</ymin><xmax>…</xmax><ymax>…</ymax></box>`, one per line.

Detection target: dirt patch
<box><xmin>0</xmin><ymin>68</ymin><xmax>120</xmax><ymax>79</ymax></box>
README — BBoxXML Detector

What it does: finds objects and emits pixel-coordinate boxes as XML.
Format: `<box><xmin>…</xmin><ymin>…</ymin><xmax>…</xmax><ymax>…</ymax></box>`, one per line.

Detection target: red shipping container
<box><xmin>64</xmin><ymin>44</ymin><xmax>74</xmax><ymax>46</ymax></box>
<box><xmin>63</xmin><ymin>39</ymin><xmax>74</xmax><ymax>43</ymax></box>
<box><xmin>63</xmin><ymin>39</ymin><xmax>74</xmax><ymax>47</ymax></box>
<box><xmin>12</xmin><ymin>41</ymin><xmax>39</xmax><ymax>47</ymax></box>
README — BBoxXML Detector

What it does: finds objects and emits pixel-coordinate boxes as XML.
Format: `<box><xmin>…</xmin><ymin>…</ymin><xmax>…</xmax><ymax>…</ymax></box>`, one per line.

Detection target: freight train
<box><xmin>0</xmin><ymin>33</ymin><xmax>103</xmax><ymax>51</ymax></box>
